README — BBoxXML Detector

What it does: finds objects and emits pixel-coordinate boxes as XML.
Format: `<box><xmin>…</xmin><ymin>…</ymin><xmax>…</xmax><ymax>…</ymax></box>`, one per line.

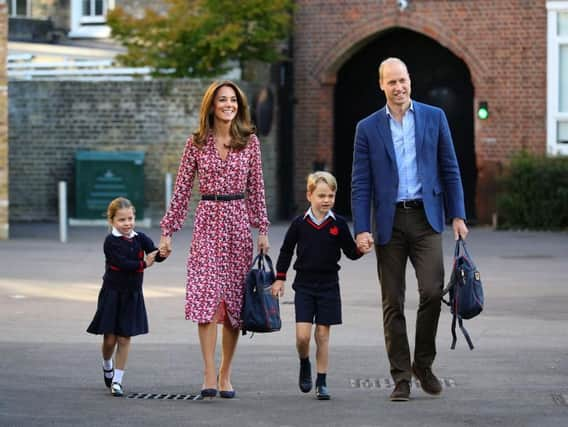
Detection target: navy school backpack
<box><xmin>442</xmin><ymin>238</ymin><xmax>484</xmax><ymax>350</ymax></box>
<box><xmin>241</xmin><ymin>254</ymin><xmax>281</xmax><ymax>335</ymax></box>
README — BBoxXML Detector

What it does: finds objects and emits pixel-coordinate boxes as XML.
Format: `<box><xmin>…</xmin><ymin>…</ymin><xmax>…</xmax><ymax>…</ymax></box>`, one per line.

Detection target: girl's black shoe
<box><xmin>110</xmin><ymin>382</ymin><xmax>124</xmax><ymax>397</ymax></box>
<box><xmin>103</xmin><ymin>367</ymin><xmax>114</xmax><ymax>388</ymax></box>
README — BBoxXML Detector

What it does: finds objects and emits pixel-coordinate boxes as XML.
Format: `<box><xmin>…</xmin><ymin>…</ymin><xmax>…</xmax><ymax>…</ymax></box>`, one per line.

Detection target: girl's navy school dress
<box><xmin>87</xmin><ymin>229</ymin><xmax>164</xmax><ymax>337</ymax></box>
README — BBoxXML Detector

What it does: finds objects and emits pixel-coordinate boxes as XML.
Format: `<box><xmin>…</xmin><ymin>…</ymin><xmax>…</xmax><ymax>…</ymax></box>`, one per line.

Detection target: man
<box><xmin>351</xmin><ymin>57</ymin><xmax>468</xmax><ymax>401</ymax></box>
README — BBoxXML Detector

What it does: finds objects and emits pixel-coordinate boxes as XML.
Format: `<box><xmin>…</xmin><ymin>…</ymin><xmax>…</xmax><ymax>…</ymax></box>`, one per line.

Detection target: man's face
<box><xmin>379</xmin><ymin>61</ymin><xmax>411</xmax><ymax>108</ymax></box>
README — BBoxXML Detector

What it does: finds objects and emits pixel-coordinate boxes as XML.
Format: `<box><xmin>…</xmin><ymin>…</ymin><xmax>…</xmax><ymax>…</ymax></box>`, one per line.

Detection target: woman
<box><xmin>159</xmin><ymin>80</ymin><xmax>270</xmax><ymax>399</ymax></box>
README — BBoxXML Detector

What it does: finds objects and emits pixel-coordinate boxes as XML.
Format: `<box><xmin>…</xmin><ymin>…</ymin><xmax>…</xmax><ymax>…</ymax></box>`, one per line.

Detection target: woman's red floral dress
<box><xmin>160</xmin><ymin>133</ymin><xmax>269</xmax><ymax>328</ymax></box>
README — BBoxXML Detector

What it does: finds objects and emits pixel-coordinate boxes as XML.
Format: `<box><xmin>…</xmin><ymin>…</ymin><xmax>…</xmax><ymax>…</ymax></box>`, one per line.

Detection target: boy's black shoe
<box><xmin>103</xmin><ymin>367</ymin><xmax>114</xmax><ymax>388</ymax></box>
<box><xmin>315</xmin><ymin>385</ymin><xmax>330</xmax><ymax>400</ymax></box>
<box><xmin>299</xmin><ymin>360</ymin><xmax>312</xmax><ymax>393</ymax></box>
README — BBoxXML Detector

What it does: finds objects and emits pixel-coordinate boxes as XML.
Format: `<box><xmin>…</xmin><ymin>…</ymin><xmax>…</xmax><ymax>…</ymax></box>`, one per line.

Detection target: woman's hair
<box><xmin>107</xmin><ymin>197</ymin><xmax>135</xmax><ymax>223</ymax></box>
<box><xmin>306</xmin><ymin>171</ymin><xmax>338</xmax><ymax>193</ymax></box>
<box><xmin>192</xmin><ymin>80</ymin><xmax>256</xmax><ymax>150</ymax></box>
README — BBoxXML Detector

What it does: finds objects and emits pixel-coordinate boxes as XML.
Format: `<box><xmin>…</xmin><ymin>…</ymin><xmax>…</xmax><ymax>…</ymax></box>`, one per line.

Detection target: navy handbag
<box><xmin>241</xmin><ymin>254</ymin><xmax>281</xmax><ymax>335</ymax></box>
<box><xmin>442</xmin><ymin>238</ymin><xmax>484</xmax><ymax>350</ymax></box>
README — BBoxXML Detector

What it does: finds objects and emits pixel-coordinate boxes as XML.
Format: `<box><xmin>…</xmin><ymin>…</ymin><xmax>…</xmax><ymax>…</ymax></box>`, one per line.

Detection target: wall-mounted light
<box><xmin>397</xmin><ymin>0</ymin><xmax>409</xmax><ymax>12</ymax></box>
<box><xmin>477</xmin><ymin>101</ymin><xmax>489</xmax><ymax>120</ymax></box>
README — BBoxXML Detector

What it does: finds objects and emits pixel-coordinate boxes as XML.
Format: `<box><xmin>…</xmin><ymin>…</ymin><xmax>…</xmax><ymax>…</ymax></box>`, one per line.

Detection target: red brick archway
<box><xmin>312</xmin><ymin>14</ymin><xmax>487</xmax><ymax>86</ymax></box>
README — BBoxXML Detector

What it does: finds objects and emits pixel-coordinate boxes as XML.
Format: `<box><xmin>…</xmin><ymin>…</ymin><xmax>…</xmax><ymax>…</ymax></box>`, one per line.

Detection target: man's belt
<box><xmin>396</xmin><ymin>199</ymin><xmax>423</xmax><ymax>209</ymax></box>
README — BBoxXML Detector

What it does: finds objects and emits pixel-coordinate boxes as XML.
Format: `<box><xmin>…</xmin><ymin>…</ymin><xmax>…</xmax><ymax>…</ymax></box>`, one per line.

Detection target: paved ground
<box><xmin>1</xmin><ymin>223</ymin><xmax>567</xmax><ymax>427</ymax></box>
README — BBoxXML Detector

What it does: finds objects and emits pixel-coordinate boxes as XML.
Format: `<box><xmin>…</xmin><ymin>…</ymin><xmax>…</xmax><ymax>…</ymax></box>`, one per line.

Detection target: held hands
<box><xmin>159</xmin><ymin>235</ymin><xmax>172</xmax><ymax>258</ymax></box>
<box><xmin>356</xmin><ymin>232</ymin><xmax>374</xmax><ymax>254</ymax></box>
<box><xmin>271</xmin><ymin>279</ymin><xmax>284</xmax><ymax>298</ymax></box>
<box><xmin>258</xmin><ymin>234</ymin><xmax>270</xmax><ymax>254</ymax></box>
<box><xmin>452</xmin><ymin>218</ymin><xmax>469</xmax><ymax>240</ymax></box>
<box><xmin>145</xmin><ymin>250</ymin><xmax>158</xmax><ymax>268</ymax></box>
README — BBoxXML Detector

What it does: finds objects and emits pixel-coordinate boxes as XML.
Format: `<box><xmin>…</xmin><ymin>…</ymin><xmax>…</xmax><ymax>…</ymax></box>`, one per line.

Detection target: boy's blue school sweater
<box><xmin>275</xmin><ymin>212</ymin><xmax>363</xmax><ymax>284</ymax></box>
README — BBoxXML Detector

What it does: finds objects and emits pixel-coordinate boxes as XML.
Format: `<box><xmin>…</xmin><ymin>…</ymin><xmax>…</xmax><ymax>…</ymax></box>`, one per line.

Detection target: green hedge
<box><xmin>497</xmin><ymin>151</ymin><xmax>568</xmax><ymax>230</ymax></box>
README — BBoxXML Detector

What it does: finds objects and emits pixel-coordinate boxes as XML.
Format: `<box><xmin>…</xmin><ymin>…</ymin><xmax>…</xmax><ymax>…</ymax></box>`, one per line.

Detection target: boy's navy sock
<box><xmin>299</xmin><ymin>357</ymin><xmax>312</xmax><ymax>393</ymax></box>
<box><xmin>316</xmin><ymin>372</ymin><xmax>327</xmax><ymax>387</ymax></box>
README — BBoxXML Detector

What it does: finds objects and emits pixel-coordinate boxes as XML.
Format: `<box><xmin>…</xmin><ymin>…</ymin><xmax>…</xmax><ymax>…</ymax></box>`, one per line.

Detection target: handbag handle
<box><xmin>251</xmin><ymin>253</ymin><xmax>275</xmax><ymax>274</ymax></box>
<box><xmin>454</xmin><ymin>237</ymin><xmax>475</xmax><ymax>268</ymax></box>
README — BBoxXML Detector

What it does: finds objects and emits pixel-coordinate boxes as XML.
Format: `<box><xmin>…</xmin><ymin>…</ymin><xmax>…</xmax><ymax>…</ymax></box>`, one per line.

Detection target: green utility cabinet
<box><xmin>75</xmin><ymin>151</ymin><xmax>145</xmax><ymax>220</ymax></box>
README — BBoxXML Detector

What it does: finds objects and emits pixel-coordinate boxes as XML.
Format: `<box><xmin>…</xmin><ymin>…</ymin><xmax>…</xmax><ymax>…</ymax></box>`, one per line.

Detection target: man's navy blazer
<box><xmin>351</xmin><ymin>100</ymin><xmax>466</xmax><ymax>245</ymax></box>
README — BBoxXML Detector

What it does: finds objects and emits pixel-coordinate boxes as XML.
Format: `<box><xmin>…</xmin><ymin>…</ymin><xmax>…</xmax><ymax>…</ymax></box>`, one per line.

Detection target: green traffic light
<box><xmin>477</xmin><ymin>101</ymin><xmax>489</xmax><ymax>120</ymax></box>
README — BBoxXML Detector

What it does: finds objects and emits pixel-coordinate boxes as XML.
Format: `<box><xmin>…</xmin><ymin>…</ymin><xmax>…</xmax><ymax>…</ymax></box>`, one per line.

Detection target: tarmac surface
<box><xmin>1</xmin><ymin>222</ymin><xmax>567</xmax><ymax>427</ymax></box>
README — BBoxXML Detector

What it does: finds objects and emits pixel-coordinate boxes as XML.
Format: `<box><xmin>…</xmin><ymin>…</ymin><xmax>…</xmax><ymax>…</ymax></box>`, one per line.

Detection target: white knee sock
<box><xmin>113</xmin><ymin>369</ymin><xmax>124</xmax><ymax>384</ymax></box>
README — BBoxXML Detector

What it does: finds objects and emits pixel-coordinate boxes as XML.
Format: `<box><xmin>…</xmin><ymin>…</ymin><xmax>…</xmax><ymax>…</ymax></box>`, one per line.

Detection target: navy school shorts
<box><xmin>293</xmin><ymin>281</ymin><xmax>342</xmax><ymax>325</ymax></box>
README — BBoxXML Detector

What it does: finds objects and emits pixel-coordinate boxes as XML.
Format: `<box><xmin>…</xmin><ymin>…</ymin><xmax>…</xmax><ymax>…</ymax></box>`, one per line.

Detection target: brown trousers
<box><xmin>375</xmin><ymin>207</ymin><xmax>444</xmax><ymax>384</ymax></box>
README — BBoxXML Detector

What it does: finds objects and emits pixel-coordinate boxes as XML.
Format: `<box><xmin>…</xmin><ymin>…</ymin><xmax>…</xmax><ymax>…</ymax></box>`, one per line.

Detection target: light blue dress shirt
<box><xmin>386</xmin><ymin>102</ymin><xmax>422</xmax><ymax>201</ymax></box>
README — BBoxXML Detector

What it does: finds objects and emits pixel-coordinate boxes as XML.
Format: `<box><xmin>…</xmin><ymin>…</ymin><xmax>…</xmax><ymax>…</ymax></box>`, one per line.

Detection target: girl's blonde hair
<box><xmin>306</xmin><ymin>171</ymin><xmax>338</xmax><ymax>193</ymax></box>
<box><xmin>107</xmin><ymin>197</ymin><xmax>135</xmax><ymax>224</ymax></box>
<box><xmin>192</xmin><ymin>80</ymin><xmax>255</xmax><ymax>150</ymax></box>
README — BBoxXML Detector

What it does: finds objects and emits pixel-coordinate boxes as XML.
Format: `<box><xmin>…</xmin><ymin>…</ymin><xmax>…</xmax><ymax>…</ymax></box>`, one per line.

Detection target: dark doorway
<box><xmin>333</xmin><ymin>28</ymin><xmax>477</xmax><ymax>221</ymax></box>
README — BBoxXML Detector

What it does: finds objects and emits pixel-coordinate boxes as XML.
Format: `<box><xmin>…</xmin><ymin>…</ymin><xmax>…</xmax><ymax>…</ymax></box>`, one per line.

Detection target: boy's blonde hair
<box><xmin>306</xmin><ymin>171</ymin><xmax>337</xmax><ymax>193</ymax></box>
<box><xmin>107</xmin><ymin>197</ymin><xmax>135</xmax><ymax>223</ymax></box>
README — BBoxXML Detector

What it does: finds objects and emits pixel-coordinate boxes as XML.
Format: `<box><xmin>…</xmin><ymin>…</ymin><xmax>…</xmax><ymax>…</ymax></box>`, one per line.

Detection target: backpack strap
<box><xmin>449</xmin><ymin>268</ymin><xmax>475</xmax><ymax>351</ymax></box>
<box><xmin>450</xmin><ymin>312</ymin><xmax>457</xmax><ymax>349</ymax></box>
<box><xmin>441</xmin><ymin>266</ymin><xmax>456</xmax><ymax>303</ymax></box>
<box><xmin>442</xmin><ymin>240</ymin><xmax>461</xmax><ymax>299</ymax></box>
<box><xmin>450</xmin><ymin>313</ymin><xmax>474</xmax><ymax>350</ymax></box>
<box><xmin>457</xmin><ymin>316</ymin><xmax>474</xmax><ymax>350</ymax></box>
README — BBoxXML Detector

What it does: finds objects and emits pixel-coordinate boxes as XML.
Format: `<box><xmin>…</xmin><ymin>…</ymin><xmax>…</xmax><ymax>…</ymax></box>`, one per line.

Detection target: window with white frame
<box><xmin>81</xmin><ymin>0</ymin><xmax>108</xmax><ymax>23</ymax></box>
<box><xmin>8</xmin><ymin>0</ymin><xmax>29</xmax><ymax>17</ymax></box>
<box><xmin>69</xmin><ymin>0</ymin><xmax>115</xmax><ymax>38</ymax></box>
<box><xmin>547</xmin><ymin>1</ymin><xmax>568</xmax><ymax>155</ymax></box>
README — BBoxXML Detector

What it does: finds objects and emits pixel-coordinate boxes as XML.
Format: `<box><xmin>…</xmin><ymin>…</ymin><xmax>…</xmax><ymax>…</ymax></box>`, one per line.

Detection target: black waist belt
<box><xmin>396</xmin><ymin>199</ymin><xmax>423</xmax><ymax>209</ymax></box>
<box><xmin>201</xmin><ymin>193</ymin><xmax>245</xmax><ymax>201</ymax></box>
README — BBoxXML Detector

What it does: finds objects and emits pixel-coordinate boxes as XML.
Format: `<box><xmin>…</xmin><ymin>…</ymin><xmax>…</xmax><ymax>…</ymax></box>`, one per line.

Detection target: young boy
<box><xmin>271</xmin><ymin>171</ymin><xmax>365</xmax><ymax>400</ymax></box>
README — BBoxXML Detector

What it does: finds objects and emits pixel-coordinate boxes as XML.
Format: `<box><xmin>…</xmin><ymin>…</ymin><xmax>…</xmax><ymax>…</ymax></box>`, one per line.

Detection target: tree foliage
<box><xmin>107</xmin><ymin>0</ymin><xmax>294</xmax><ymax>77</ymax></box>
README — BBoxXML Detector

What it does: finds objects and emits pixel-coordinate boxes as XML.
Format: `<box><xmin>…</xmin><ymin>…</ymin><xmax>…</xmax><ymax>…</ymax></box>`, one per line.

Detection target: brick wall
<box><xmin>293</xmin><ymin>0</ymin><xmax>547</xmax><ymax>223</ymax></box>
<box><xmin>8</xmin><ymin>79</ymin><xmax>278</xmax><ymax>226</ymax></box>
<box><xmin>0</xmin><ymin>4</ymin><xmax>8</xmax><ymax>239</ymax></box>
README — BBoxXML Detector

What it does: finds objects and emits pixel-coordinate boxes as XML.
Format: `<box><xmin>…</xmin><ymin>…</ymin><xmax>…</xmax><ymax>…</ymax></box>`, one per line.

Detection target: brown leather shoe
<box><xmin>389</xmin><ymin>380</ymin><xmax>410</xmax><ymax>401</ymax></box>
<box><xmin>412</xmin><ymin>364</ymin><xmax>442</xmax><ymax>395</ymax></box>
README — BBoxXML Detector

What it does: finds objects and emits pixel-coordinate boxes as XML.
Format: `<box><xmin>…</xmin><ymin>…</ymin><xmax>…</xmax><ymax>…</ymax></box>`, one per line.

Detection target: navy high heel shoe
<box><xmin>217</xmin><ymin>374</ymin><xmax>236</xmax><ymax>398</ymax></box>
<box><xmin>219</xmin><ymin>389</ymin><xmax>236</xmax><ymax>399</ymax></box>
<box><xmin>199</xmin><ymin>388</ymin><xmax>217</xmax><ymax>399</ymax></box>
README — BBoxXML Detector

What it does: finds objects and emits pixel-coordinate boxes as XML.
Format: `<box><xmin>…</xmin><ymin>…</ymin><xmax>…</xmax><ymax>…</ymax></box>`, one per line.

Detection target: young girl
<box><xmin>271</xmin><ymin>172</ymin><xmax>364</xmax><ymax>400</ymax></box>
<box><xmin>87</xmin><ymin>197</ymin><xmax>165</xmax><ymax>397</ymax></box>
